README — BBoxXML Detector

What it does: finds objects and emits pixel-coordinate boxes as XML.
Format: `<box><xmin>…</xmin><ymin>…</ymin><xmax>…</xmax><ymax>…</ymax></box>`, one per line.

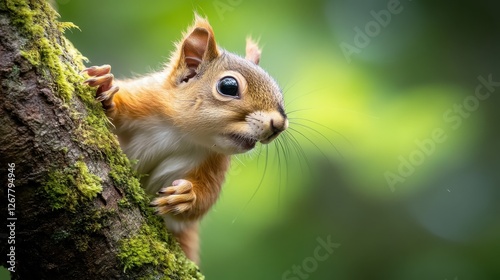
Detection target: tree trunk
<box><xmin>0</xmin><ymin>0</ymin><xmax>203</xmax><ymax>279</ymax></box>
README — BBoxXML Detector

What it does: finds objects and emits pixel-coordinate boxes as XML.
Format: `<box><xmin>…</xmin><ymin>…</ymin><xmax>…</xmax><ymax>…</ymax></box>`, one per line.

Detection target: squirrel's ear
<box><xmin>177</xmin><ymin>15</ymin><xmax>219</xmax><ymax>82</ymax></box>
<box><xmin>245</xmin><ymin>37</ymin><xmax>261</xmax><ymax>65</ymax></box>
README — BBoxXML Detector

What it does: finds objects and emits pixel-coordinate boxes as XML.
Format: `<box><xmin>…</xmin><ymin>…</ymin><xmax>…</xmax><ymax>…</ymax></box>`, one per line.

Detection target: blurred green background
<box><xmin>4</xmin><ymin>0</ymin><xmax>500</xmax><ymax>279</ymax></box>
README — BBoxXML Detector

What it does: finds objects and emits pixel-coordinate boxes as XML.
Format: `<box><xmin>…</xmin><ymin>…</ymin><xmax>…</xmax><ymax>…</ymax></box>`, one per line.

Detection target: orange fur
<box><xmin>107</xmin><ymin>74</ymin><xmax>172</xmax><ymax>124</ymax></box>
<box><xmin>173</xmin><ymin>222</ymin><xmax>200</xmax><ymax>264</ymax></box>
<box><xmin>182</xmin><ymin>152</ymin><xmax>230</xmax><ymax>220</ymax></box>
<box><xmin>84</xmin><ymin>14</ymin><xmax>287</xmax><ymax>264</ymax></box>
<box><xmin>171</xmin><ymin>153</ymin><xmax>230</xmax><ymax>263</ymax></box>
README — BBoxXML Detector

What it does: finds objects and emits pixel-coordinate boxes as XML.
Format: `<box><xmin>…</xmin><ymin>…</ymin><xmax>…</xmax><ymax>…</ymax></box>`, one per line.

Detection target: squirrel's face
<box><xmin>165</xmin><ymin>16</ymin><xmax>288</xmax><ymax>155</ymax></box>
<box><xmin>188</xmin><ymin>52</ymin><xmax>287</xmax><ymax>154</ymax></box>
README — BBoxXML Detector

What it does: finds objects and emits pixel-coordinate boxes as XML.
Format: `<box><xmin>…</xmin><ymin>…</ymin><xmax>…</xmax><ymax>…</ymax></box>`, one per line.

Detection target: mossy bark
<box><xmin>0</xmin><ymin>1</ymin><xmax>203</xmax><ymax>279</ymax></box>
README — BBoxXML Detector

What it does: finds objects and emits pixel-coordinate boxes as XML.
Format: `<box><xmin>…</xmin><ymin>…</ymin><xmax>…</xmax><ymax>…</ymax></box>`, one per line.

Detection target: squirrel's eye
<box><xmin>217</xmin><ymin>76</ymin><xmax>239</xmax><ymax>97</ymax></box>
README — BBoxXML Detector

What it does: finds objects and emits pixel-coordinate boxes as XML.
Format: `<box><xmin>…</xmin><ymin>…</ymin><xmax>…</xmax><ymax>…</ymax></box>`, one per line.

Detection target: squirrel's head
<box><xmin>164</xmin><ymin>15</ymin><xmax>288</xmax><ymax>155</ymax></box>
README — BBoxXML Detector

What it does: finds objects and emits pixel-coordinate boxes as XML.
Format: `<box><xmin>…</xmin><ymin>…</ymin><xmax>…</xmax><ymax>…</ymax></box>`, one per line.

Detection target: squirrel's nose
<box><xmin>260</xmin><ymin>114</ymin><xmax>288</xmax><ymax>144</ymax></box>
<box><xmin>270</xmin><ymin>117</ymin><xmax>288</xmax><ymax>133</ymax></box>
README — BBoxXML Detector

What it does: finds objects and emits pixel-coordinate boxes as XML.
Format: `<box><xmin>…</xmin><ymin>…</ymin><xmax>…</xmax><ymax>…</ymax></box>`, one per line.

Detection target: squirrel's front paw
<box><xmin>82</xmin><ymin>64</ymin><xmax>119</xmax><ymax>110</ymax></box>
<box><xmin>150</xmin><ymin>179</ymin><xmax>196</xmax><ymax>215</ymax></box>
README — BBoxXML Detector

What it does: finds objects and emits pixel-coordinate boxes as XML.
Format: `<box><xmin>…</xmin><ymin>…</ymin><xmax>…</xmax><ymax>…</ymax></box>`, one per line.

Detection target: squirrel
<box><xmin>82</xmin><ymin>15</ymin><xmax>288</xmax><ymax>264</ymax></box>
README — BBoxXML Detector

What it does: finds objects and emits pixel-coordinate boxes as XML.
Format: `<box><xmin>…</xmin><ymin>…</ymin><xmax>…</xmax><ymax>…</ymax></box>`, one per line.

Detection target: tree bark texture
<box><xmin>0</xmin><ymin>0</ymin><xmax>203</xmax><ymax>279</ymax></box>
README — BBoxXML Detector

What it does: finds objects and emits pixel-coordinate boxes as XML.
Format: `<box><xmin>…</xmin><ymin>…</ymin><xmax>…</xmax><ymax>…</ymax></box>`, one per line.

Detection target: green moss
<box><xmin>68</xmin><ymin>208</ymin><xmax>116</xmax><ymax>252</ymax></box>
<box><xmin>75</xmin><ymin>112</ymin><xmax>118</xmax><ymax>155</ymax></box>
<box><xmin>51</xmin><ymin>230</ymin><xmax>70</xmax><ymax>242</ymax></box>
<box><xmin>75</xmin><ymin>235</ymin><xmax>91</xmax><ymax>252</ymax></box>
<box><xmin>8</xmin><ymin>64</ymin><xmax>20</xmax><ymax>79</ymax></box>
<box><xmin>110</xmin><ymin>159</ymin><xmax>146</xmax><ymax>205</ymax></box>
<box><xmin>4</xmin><ymin>0</ymin><xmax>36</xmax><ymax>27</ymax></box>
<box><xmin>75</xmin><ymin>208</ymin><xmax>115</xmax><ymax>233</ymax></box>
<box><xmin>5</xmin><ymin>0</ymin><xmax>77</xmax><ymax>101</ymax></box>
<box><xmin>76</xmin><ymin>112</ymin><xmax>148</xmax><ymax>209</ymax></box>
<box><xmin>20</xmin><ymin>49</ymin><xmax>40</xmax><ymax>66</ymax></box>
<box><xmin>74</xmin><ymin>161</ymin><xmax>102</xmax><ymax>198</ymax></box>
<box><xmin>118</xmin><ymin>223</ymin><xmax>203</xmax><ymax>279</ymax></box>
<box><xmin>42</xmin><ymin>160</ymin><xmax>102</xmax><ymax>212</ymax></box>
<box><xmin>118</xmin><ymin>197</ymin><xmax>132</xmax><ymax>208</ymax></box>
<box><xmin>119</xmin><ymin>225</ymin><xmax>164</xmax><ymax>271</ymax></box>
<box><xmin>58</xmin><ymin>21</ymin><xmax>79</xmax><ymax>33</ymax></box>
<box><xmin>61</xmin><ymin>146</ymin><xmax>69</xmax><ymax>154</ymax></box>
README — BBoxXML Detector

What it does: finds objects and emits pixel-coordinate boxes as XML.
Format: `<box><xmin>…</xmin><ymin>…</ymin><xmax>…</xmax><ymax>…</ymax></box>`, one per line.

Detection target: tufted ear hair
<box><xmin>170</xmin><ymin>14</ymin><xmax>220</xmax><ymax>83</ymax></box>
<box><xmin>245</xmin><ymin>37</ymin><xmax>261</xmax><ymax>65</ymax></box>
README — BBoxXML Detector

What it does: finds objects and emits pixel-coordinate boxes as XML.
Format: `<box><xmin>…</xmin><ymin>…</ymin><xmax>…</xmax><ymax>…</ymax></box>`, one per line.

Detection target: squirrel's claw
<box><xmin>151</xmin><ymin>179</ymin><xmax>196</xmax><ymax>216</ymax></box>
<box><xmin>81</xmin><ymin>64</ymin><xmax>111</xmax><ymax>76</ymax></box>
<box><xmin>82</xmin><ymin>64</ymin><xmax>117</xmax><ymax>110</ymax></box>
<box><xmin>96</xmin><ymin>85</ymin><xmax>119</xmax><ymax>110</ymax></box>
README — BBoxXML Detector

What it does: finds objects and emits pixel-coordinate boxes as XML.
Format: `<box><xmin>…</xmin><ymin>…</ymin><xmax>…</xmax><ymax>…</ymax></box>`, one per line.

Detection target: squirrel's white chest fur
<box><xmin>115</xmin><ymin>117</ymin><xmax>209</xmax><ymax>195</ymax></box>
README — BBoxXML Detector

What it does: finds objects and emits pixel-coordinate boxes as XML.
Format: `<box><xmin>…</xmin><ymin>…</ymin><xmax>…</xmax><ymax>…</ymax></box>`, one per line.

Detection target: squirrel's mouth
<box><xmin>227</xmin><ymin>133</ymin><xmax>257</xmax><ymax>151</ymax></box>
